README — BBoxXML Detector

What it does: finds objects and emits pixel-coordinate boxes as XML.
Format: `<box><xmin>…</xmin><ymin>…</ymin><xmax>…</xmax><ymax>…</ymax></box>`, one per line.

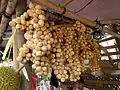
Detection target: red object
<box><xmin>32</xmin><ymin>73</ymin><xmax>37</xmax><ymax>90</ymax></box>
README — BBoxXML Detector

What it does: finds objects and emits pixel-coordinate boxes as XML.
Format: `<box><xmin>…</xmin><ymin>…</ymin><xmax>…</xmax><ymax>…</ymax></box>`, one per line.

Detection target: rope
<box><xmin>4</xmin><ymin>12</ymin><xmax>12</xmax><ymax>19</ymax></box>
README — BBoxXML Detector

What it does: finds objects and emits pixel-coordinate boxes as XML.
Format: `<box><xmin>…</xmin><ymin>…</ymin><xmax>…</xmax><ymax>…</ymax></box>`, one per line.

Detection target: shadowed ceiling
<box><xmin>50</xmin><ymin>0</ymin><xmax>120</xmax><ymax>20</ymax></box>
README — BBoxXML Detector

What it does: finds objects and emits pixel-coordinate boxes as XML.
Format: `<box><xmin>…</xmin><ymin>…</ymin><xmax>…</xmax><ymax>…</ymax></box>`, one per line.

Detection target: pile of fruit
<box><xmin>9</xmin><ymin>3</ymin><xmax>101</xmax><ymax>82</ymax></box>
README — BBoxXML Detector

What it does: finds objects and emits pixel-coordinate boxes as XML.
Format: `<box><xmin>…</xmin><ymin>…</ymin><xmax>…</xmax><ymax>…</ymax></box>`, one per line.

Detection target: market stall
<box><xmin>0</xmin><ymin>0</ymin><xmax>120</xmax><ymax>90</ymax></box>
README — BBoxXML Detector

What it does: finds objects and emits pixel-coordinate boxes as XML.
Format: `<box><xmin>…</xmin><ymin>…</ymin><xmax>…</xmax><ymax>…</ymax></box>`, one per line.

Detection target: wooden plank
<box><xmin>112</xmin><ymin>59</ymin><xmax>120</xmax><ymax>62</ymax></box>
<box><xmin>99</xmin><ymin>37</ymin><xmax>115</xmax><ymax>43</ymax></box>
<box><xmin>100</xmin><ymin>45</ymin><xmax>118</xmax><ymax>49</ymax></box>
<box><xmin>100</xmin><ymin>20</ymin><xmax>120</xmax><ymax>25</ymax></box>
<box><xmin>85</xmin><ymin>80</ymin><xmax>120</xmax><ymax>85</ymax></box>
<box><xmin>84</xmin><ymin>83</ymin><xmax>114</xmax><ymax>90</ymax></box>
<box><xmin>101</xmin><ymin>47</ymin><xmax>117</xmax><ymax>68</ymax></box>
<box><xmin>99</xmin><ymin>60</ymin><xmax>113</xmax><ymax>67</ymax></box>
<box><xmin>101</xmin><ymin>52</ymin><xmax>120</xmax><ymax>56</ymax></box>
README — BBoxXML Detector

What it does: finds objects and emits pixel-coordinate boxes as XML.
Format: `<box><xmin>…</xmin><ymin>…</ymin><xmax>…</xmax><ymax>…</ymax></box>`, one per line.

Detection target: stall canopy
<box><xmin>50</xmin><ymin>0</ymin><xmax>120</xmax><ymax>20</ymax></box>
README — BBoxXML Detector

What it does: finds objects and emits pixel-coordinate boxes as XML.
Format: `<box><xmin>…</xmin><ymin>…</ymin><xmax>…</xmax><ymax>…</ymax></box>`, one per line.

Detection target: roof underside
<box><xmin>50</xmin><ymin>0</ymin><xmax>120</xmax><ymax>20</ymax></box>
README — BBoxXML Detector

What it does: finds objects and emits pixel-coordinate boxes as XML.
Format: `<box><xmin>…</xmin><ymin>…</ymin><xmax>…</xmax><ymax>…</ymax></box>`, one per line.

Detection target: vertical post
<box><xmin>115</xmin><ymin>37</ymin><xmax>120</xmax><ymax>64</ymax></box>
<box><xmin>61</xmin><ymin>84</ymin><xmax>68</xmax><ymax>90</ymax></box>
<box><xmin>16</xmin><ymin>0</ymin><xmax>32</xmax><ymax>90</ymax></box>
<box><xmin>50</xmin><ymin>86</ymin><xmax>54</xmax><ymax>90</ymax></box>
<box><xmin>0</xmin><ymin>0</ymin><xmax>8</xmax><ymax>13</ymax></box>
<box><xmin>115</xmin><ymin>38</ymin><xmax>120</xmax><ymax>51</ymax></box>
<box><xmin>12</xmin><ymin>15</ymin><xmax>19</xmax><ymax>70</ymax></box>
<box><xmin>0</xmin><ymin>0</ymin><xmax>18</xmax><ymax>39</ymax></box>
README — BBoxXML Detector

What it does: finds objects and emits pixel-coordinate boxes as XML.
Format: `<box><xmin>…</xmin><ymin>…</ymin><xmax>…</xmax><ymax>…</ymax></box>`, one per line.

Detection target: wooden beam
<box><xmin>101</xmin><ymin>51</ymin><xmax>120</xmax><ymax>56</ymax></box>
<box><xmin>84</xmin><ymin>83</ymin><xmax>114</xmax><ymax>90</ymax></box>
<box><xmin>100</xmin><ymin>45</ymin><xmax>118</xmax><ymax>49</ymax></box>
<box><xmin>0</xmin><ymin>0</ymin><xmax>18</xmax><ymax>39</ymax></box>
<box><xmin>85</xmin><ymin>80</ymin><xmax>120</xmax><ymax>85</ymax></box>
<box><xmin>12</xmin><ymin>14</ymin><xmax>19</xmax><ymax>70</ymax></box>
<box><xmin>84</xmin><ymin>84</ymin><xmax>102</xmax><ymax>89</ymax></box>
<box><xmin>0</xmin><ymin>0</ymin><xmax>8</xmax><ymax>13</ymax></box>
<box><xmin>0</xmin><ymin>16</ymin><xmax>10</xmax><ymax>39</ymax></box>
<box><xmin>32</xmin><ymin>0</ymin><xmax>120</xmax><ymax>38</ymax></box>
<box><xmin>102</xmin><ymin>27</ymin><xmax>120</xmax><ymax>38</ymax></box>
<box><xmin>99</xmin><ymin>20</ymin><xmax>120</xmax><ymax>25</ymax></box>
<box><xmin>112</xmin><ymin>59</ymin><xmax>120</xmax><ymax>62</ymax></box>
<box><xmin>101</xmin><ymin>46</ymin><xmax>116</xmax><ymax>67</ymax></box>
<box><xmin>99</xmin><ymin>37</ymin><xmax>115</xmax><ymax>43</ymax></box>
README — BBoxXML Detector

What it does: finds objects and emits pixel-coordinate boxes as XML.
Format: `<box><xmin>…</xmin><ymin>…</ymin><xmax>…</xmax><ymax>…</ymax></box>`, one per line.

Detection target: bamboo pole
<box><xmin>0</xmin><ymin>15</ymin><xmax>10</xmax><ymax>38</ymax></box>
<box><xmin>99</xmin><ymin>19</ymin><xmax>120</xmax><ymax>25</ymax></box>
<box><xmin>32</xmin><ymin>0</ymin><xmax>120</xmax><ymax>38</ymax></box>
<box><xmin>13</xmin><ymin>34</ymin><xmax>19</xmax><ymax>69</ymax></box>
<box><xmin>0</xmin><ymin>0</ymin><xmax>18</xmax><ymax>39</ymax></box>
<box><xmin>0</xmin><ymin>0</ymin><xmax>8</xmax><ymax>13</ymax></box>
<box><xmin>12</xmin><ymin>15</ymin><xmax>19</xmax><ymax>70</ymax></box>
<box><xmin>16</xmin><ymin>0</ymin><xmax>32</xmax><ymax>90</ymax></box>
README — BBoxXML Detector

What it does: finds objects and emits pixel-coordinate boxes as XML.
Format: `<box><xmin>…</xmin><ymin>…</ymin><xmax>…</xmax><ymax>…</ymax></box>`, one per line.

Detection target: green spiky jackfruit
<box><xmin>0</xmin><ymin>67</ymin><xmax>20</xmax><ymax>90</ymax></box>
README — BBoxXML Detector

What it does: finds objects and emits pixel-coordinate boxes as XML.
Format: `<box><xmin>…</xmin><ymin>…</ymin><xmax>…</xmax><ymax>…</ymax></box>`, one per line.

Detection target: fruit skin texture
<box><xmin>0</xmin><ymin>67</ymin><xmax>20</xmax><ymax>90</ymax></box>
